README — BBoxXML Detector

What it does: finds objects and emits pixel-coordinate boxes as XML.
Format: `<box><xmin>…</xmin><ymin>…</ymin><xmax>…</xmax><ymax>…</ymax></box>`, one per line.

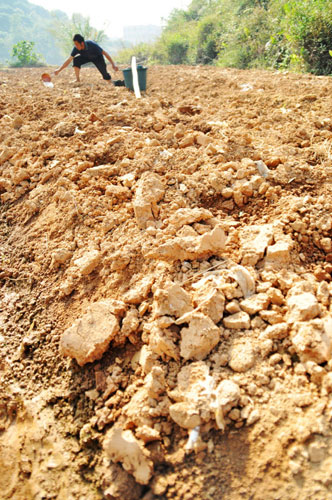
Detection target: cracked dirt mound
<box><xmin>0</xmin><ymin>65</ymin><xmax>332</xmax><ymax>500</ymax></box>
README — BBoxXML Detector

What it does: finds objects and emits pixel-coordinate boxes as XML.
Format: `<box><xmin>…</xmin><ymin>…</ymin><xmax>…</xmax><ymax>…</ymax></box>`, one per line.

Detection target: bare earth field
<box><xmin>0</xmin><ymin>64</ymin><xmax>332</xmax><ymax>500</ymax></box>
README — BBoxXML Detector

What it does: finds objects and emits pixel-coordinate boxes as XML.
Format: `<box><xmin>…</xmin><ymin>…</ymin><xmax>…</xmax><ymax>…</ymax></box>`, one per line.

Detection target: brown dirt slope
<box><xmin>0</xmin><ymin>65</ymin><xmax>332</xmax><ymax>500</ymax></box>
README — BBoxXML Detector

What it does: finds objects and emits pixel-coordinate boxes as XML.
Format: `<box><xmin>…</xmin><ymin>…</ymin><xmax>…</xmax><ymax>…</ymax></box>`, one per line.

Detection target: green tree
<box><xmin>116</xmin><ymin>42</ymin><xmax>152</xmax><ymax>65</ymax></box>
<box><xmin>49</xmin><ymin>13</ymin><xmax>106</xmax><ymax>56</ymax></box>
<box><xmin>282</xmin><ymin>0</ymin><xmax>332</xmax><ymax>74</ymax></box>
<box><xmin>164</xmin><ymin>33</ymin><xmax>190</xmax><ymax>64</ymax></box>
<box><xmin>10</xmin><ymin>40</ymin><xmax>44</xmax><ymax>66</ymax></box>
<box><xmin>196</xmin><ymin>15</ymin><xmax>222</xmax><ymax>64</ymax></box>
<box><xmin>0</xmin><ymin>0</ymin><xmax>65</xmax><ymax>65</ymax></box>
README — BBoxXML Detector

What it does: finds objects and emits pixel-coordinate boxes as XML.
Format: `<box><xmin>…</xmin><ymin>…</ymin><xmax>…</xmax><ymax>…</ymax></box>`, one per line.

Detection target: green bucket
<box><xmin>122</xmin><ymin>65</ymin><xmax>147</xmax><ymax>91</ymax></box>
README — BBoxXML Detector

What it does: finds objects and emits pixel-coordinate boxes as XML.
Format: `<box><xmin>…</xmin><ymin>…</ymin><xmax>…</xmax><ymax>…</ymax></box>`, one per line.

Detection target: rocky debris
<box><xmin>50</xmin><ymin>248</ymin><xmax>73</xmax><ymax>269</ymax></box>
<box><xmin>2</xmin><ymin>66</ymin><xmax>332</xmax><ymax>500</ymax></box>
<box><xmin>121</xmin><ymin>367</ymin><xmax>169</xmax><ymax>430</ymax></box>
<box><xmin>135</xmin><ymin>425</ymin><xmax>161</xmax><ymax>444</ymax></box>
<box><xmin>54</xmin><ymin>121</ymin><xmax>76</xmax><ymax>136</ymax></box>
<box><xmin>228</xmin><ymin>265</ymin><xmax>255</xmax><ymax>298</ymax></box>
<box><xmin>0</xmin><ymin>146</ymin><xmax>14</xmax><ymax>165</ymax></box>
<box><xmin>121</xmin><ymin>308</ymin><xmax>140</xmax><ymax>340</ymax></box>
<box><xmin>286</xmin><ymin>292</ymin><xmax>320</xmax><ymax>322</ymax></box>
<box><xmin>192</xmin><ymin>282</ymin><xmax>225</xmax><ymax>323</ymax></box>
<box><xmin>307</xmin><ymin>441</ymin><xmax>327</xmax><ymax>463</ymax></box>
<box><xmin>168</xmin><ymin>362</ymin><xmax>240</xmax><ymax>432</ymax></box>
<box><xmin>133</xmin><ymin>172</ymin><xmax>165</xmax><ymax>229</ymax></box>
<box><xmin>167</xmin><ymin>207</ymin><xmax>213</xmax><ymax>229</ymax></box>
<box><xmin>105</xmin><ymin>184</ymin><xmax>131</xmax><ymax>204</ymax></box>
<box><xmin>223</xmin><ymin>311</ymin><xmax>251</xmax><ymax>329</ymax></box>
<box><xmin>85</xmin><ymin>164</ymin><xmax>117</xmax><ymax>177</ymax></box>
<box><xmin>109</xmin><ymin>250</ymin><xmax>131</xmax><ymax>271</ymax></box>
<box><xmin>322</xmin><ymin>372</ymin><xmax>332</xmax><ymax>394</ymax></box>
<box><xmin>12</xmin><ymin>168</ymin><xmax>30</xmax><ymax>185</ymax></box>
<box><xmin>291</xmin><ymin>317</ymin><xmax>332</xmax><ymax>363</ymax></box>
<box><xmin>73</xmin><ymin>249</ymin><xmax>101</xmax><ymax>276</ymax></box>
<box><xmin>104</xmin><ymin>427</ymin><xmax>154</xmax><ymax>485</ymax></box>
<box><xmin>146</xmin><ymin>321</ymin><xmax>179</xmax><ymax>360</ymax></box>
<box><xmin>123</xmin><ymin>275</ymin><xmax>155</xmax><ymax>304</ymax></box>
<box><xmin>169</xmin><ymin>402</ymin><xmax>202</xmax><ymax>429</ymax></box>
<box><xmin>144</xmin><ymin>225</ymin><xmax>227</xmax><ymax>261</ymax></box>
<box><xmin>153</xmin><ymin>282</ymin><xmax>193</xmax><ymax>318</ymax></box>
<box><xmin>145</xmin><ymin>366</ymin><xmax>166</xmax><ymax>398</ymax></box>
<box><xmin>265</xmin><ymin>240</ymin><xmax>292</xmax><ymax>265</ymax></box>
<box><xmin>240</xmin><ymin>293</ymin><xmax>270</xmax><ymax>315</ymax></box>
<box><xmin>60</xmin><ymin>301</ymin><xmax>120</xmax><ymax>366</ymax></box>
<box><xmin>260</xmin><ymin>322</ymin><xmax>289</xmax><ymax>341</ymax></box>
<box><xmin>240</xmin><ymin>224</ymin><xmax>274</xmax><ymax>266</ymax></box>
<box><xmin>136</xmin><ymin>345</ymin><xmax>159</xmax><ymax>374</ymax></box>
<box><xmin>179</xmin><ymin>312</ymin><xmax>221</xmax><ymax>360</ymax></box>
<box><xmin>12</xmin><ymin>115</ymin><xmax>23</xmax><ymax>130</ymax></box>
<box><xmin>239</xmin><ymin>223</ymin><xmax>292</xmax><ymax>269</ymax></box>
<box><xmin>102</xmin><ymin>463</ymin><xmax>143</xmax><ymax>500</ymax></box>
<box><xmin>228</xmin><ymin>340</ymin><xmax>256</xmax><ymax>372</ymax></box>
<box><xmin>214</xmin><ymin>380</ymin><xmax>241</xmax><ymax>429</ymax></box>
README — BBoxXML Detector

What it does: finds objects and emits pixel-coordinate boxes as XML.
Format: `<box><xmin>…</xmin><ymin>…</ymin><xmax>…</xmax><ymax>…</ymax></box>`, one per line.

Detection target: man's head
<box><xmin>73</xmin><ymin>34</ymin><xmax>85</xmax><ymax>51</ymax></box>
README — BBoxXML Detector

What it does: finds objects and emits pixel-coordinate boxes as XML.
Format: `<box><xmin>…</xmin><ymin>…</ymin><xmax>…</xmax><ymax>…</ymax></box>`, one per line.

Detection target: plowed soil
<box><xmin>1</xmin><ymin>65</ymin><xmax>332</xmax><ymax>500</ymax></box>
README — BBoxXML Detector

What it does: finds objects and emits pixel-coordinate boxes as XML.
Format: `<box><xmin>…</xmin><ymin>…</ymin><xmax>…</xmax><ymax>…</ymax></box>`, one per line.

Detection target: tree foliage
<box><xmin>0</xmin><ymin>0</ymin><xmax>64</xmax><ymax>64</ymax></box>
<box><xmin>118</xmin><ymin>0</ymin><xmax>332</xmax><ymax>75</ymax></box>
<box><xmin>49</xmin><ymin>13</ymin><xmax>107</xmax><ymax>57</ymax></box>
<box><xmin>0</xmin><ymin>0</ymin><xmax>124</xmax><ymax>66</ymax></box>
<box><xmin>10</xmin><ymin>40</ymin><xmax>44</xmax><ymax>67</ymax></box>
<box><xmin>282</xmin><ymin>0</ymin><xmax>332</xmax><ymax>74</ymax></box>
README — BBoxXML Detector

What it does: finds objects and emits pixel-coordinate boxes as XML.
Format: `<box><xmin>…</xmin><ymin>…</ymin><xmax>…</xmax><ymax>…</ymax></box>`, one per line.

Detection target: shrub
<box><xmin>49</xmin><ymin>13</ymin><xmax>106</xmax><ymax>57</ymax></box>
<box><xmin>217</xmin><ymin>2</ymin><xmax>271</xmax><ymax>69</ymax></box>
<box><xmin>116</xmin><ymin>43</ymin><xmax>152</xmax><ymax>66</ymax></box>
<box><xmin>164</xmin><ymin>33</ymin><xmax>189</xmax><ymax>65</ymax></box>
<box><xmin>195</xmin><ymin>16</ymin><xmax>221</xmax><ymax>64</ymax></box>
<box><xmin>283</xmin><ymin>0</ymin><xmax>332</xmax><ymax>74</ymax></box>
<box><xmin>10</xmin><ymin>40</ymin><xmax>44</xmax><ymax>67</ymax></box>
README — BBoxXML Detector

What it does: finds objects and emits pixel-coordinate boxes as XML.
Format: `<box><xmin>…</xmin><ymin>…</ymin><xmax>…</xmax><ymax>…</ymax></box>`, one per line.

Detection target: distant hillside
<box><xmin>0</xmin><ymin>0</ymin><xmax>66</xmax><ymax>64</ymax></box>
<box><xmin>0</xmin><ymin>0</ymin><xmax>127</xmax><ymax>66</ymax></box>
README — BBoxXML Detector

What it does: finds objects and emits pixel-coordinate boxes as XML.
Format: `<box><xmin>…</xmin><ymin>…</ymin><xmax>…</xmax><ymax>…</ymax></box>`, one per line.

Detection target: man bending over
<box><xmin>55</xmin><ymin>34</ymin><xmax>118</xmax><ymax>82</ymax></box>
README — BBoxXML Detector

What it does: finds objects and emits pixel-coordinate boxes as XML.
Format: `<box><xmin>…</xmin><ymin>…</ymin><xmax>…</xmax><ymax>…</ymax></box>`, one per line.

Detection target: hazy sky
<box><xmin>30</xmin><ymin>0</ymin><xmax>191</xmax><ymax>38</ymax></box>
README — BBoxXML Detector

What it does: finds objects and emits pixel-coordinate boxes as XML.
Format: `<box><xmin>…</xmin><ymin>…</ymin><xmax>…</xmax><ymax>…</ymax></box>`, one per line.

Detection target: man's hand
<box><xmin>102</xmin><ymin>50</ymin><xmax>118</xmax><ymax>72</ymax></box>
<box><xmin>54</xmin><ymin>57</ymin><xmax>73</xmax><ymax>76</ymax></box>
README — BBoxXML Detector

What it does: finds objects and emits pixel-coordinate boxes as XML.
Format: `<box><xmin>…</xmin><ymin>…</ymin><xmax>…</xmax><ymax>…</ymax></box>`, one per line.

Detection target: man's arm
<box><xmin>102</xmin><ymin>50</ymin><xmax>118</xmax><ymax>72</ymax></box>
<box><xmin>54</xmin><ymin>56</ymin><xmax>74</xmax><ymax>76</ymax></box>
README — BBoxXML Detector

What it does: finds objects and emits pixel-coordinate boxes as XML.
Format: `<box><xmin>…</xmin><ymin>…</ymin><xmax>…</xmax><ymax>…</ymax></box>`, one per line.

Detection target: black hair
<box><xmin>73</xmin><ymin>34</ymin><xmax>84</xmax><ymax>43</ymax></box>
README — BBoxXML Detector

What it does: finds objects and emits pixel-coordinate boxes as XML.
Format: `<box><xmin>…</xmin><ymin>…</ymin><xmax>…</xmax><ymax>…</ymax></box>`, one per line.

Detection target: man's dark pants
<box><xmin>73</xmin><ymin>55</ymin><xmax>111</xmax><ymax>80</ymax></box>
